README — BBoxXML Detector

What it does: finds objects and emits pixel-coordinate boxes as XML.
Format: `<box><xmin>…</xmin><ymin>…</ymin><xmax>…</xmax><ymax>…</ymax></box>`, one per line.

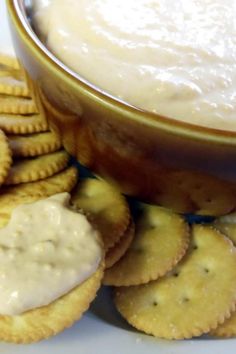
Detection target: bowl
<box><xmin>6</xmin><ymin>0</ymin><xmax>236</xmax><ymax>211</ymax></box>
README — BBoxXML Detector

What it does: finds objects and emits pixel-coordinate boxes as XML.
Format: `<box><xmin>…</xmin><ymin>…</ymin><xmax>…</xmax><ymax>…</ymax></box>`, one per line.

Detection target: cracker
<box><xmin>103</xmin><ymin>204</ymin><xmax>189</xmax><ymax>286</ymax></box>
<box><xmin>0</xmin><ymin>69</ymin><xmax>30</xmax><ymax>97</ymax></box>
<box><xmin>105</xmin><ymin>220</ymin><xmax>135</xmax><ymax>269</ymax></box>
<box><xmin>0</xmin><ymin>262</ymin><xmax>104</xmax><ymax>343</ymax></box>
<box><xmin>0</xmin><ymin>166</ymin><xmax>78</xmax><ymax>199</ymax></box>
<box><xmin>0</xmin><ymin>129</ymin><xmax>12</xmax><ymax>186</ymax></box>
<box><xmin>8</xmin><ymin>131</ymin><xmax>62</xmax><ymax>157</ymax></box>
<box><xmin>4</xmin><ymin>151</ymin><xmax>70</xmax><ymax>185</ymax></box>
<box><xmin>0</xmin><ymin>113</ymin><xmax>48</xmax><ymax>135</ymax></box>
<box><xmin>212</xmin><ymin>213</ymin><xmax>236</xmax><ymax>245</ymax></box>
<box><xmin>169</xmin><ymin>171</ymin><xmax>235</xmax><ymax>216</ymax></box>
<box><xmin>210</xmin><ymin>311</ymin><xmax>236</xmax><ymax>338</ymax></box>
<box><xmin>114</xmin><ymin>225</ymin><xmax>236</xmax><ymax>339</ymax></box>
<box><xmin>0</xmin><ymin>95</ymin><xmax>38</xmax><ymax>114</ymax></box>
<box><xmin>71</xmin><ymin>178</ymin><xmax>130</xmax><ymax>250</ymax></box>
<box><xmin>0</xmin><ymin>166</ymin><xmax>78</xmax><ymax>227</ymax></box>
<box><xmin>0</xmin><ymin>55</ymin><xmax>20</xmax><ymax>70</ymax></box>
<box><xmin>153</xmin><ymin>177</ymin><xmax>195</xmax><ymax>214</ymax></box>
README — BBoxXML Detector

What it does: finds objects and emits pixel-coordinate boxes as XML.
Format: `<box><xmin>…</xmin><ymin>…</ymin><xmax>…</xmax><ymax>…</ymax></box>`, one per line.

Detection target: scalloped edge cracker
<box><xmin>71</xmin><ymin>178</ymin><xmax>130</xmax><ymax>250</ymax></box>
<box><xmin>0</xmin><ymin>69</ymin><xmax>30</xmax><ymax>97</ymax></box>
<box><xmin>0</xmin><ymin>95</ymin><xmax>38</xmax><ymax>115</ymax></box>
<box><xmin>8</xmin><ymin>131</ymin><xmax>62</xmax><ymax>157</ymax></box>
<box><xmin>0</xmin><ymin>113</ymin><xmax>48</xmax><ymax>135</ymax></box>
<box><xmin>105</xmin><ymin>220</ymin><xmax>135</xmax><ymax>269</ymax></box>
<box><xmin>0</xmin><ymin>129</ymin><xmax>12</xmax><ymax>186</ymax></box>
<box><xmin>4</xmin><ymin>151</ymin><xmax>70</xmax><ymax>185</ymax></box>
<box><xmin>0</xmin><ymin>262</ymin><xmax>104</xmax><ymax>343</ymax></box>
<box><xmin>114</xmin><ymin>226</ymin><xmax>236</xmax><ymax>339</ymax></box>
<box><xmin>104</xmin><ymin>204</ymin><xmax>189</xmax><ymax>286</ymax></box>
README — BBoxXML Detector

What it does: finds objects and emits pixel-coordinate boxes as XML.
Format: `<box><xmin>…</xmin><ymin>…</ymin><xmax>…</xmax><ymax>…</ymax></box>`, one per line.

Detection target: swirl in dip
<box><xmin>32</xmin><ymin>0</ymin><xmax>236</xmax><ymax>131</ymax></box>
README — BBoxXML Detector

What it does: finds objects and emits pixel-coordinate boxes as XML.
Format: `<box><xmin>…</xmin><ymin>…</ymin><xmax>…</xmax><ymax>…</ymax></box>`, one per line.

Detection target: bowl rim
<box><xmin>7</xmin><ymin>0</ymin><xmax>236</xmax><ymax>145</ymax></box>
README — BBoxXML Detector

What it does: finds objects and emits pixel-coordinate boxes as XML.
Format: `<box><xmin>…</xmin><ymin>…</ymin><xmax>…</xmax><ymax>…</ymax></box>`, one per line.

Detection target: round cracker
<box><xmin>4</xmin><ymin>150</ymin><xmax>70</xmax><ymax>185</ymax></box>
<box><xmin>8</xmin><ymin>131</ymin><xmax>61</xmax><ymax>157</ymax></box>
<box><xmin>0</xmin><ymin>95</ymin><xmax>38</xmax><ymax>114</ymax></box>
<box><xmin>105</xmin><ymin>220</ymin><xmax>135</xmax><ymax>269</ymax></box>
<box><xmin>0</xmin><ymin>129</ymin><xmax>12</xmax><ymax>186</ymax></box>
<box><xmin>71</xmin><ymin>178</ymin><xmax>130</xmax><ymax>250</ymax></box>
<box><xmin>0</xmin><ymin>262</ymin><xmax>104</xmax><ymax>343</ymax></box>
<box><xmin>0</xmin><ymin>70</ymin><xmax>30</xmax><ymax>97</ymax></box>
<box><xmin>0</xmin><ymin>55</ymin><xmax>20</xmax><ymax>70</ymax></box>
<box><xmin>0</xmin><ymin>113</ymin><xmax>48</xmax><ymax>135</ymax></box>
<box><xmin>103</xmin><ymin>204</ymin><xmax>189</xmax><ymax>286</ymax></box>
<box><xmin>210</xmin><ymin>311</ymin><xmax>236</xmax><ymax>338</ymax></box>
<box><xmin>169</xmin><ymin>171</ymin><xmax>235</xmax><ymax>216</ymax></box>
<box><xmin>0</xmin><ymin>166</ymin><xmax>78</xmax><ymax>227</ymax></box>
<box><xmin>213</xmin><ymin>213</ymin><xmax>236</xmax><ymax>245</ymax></box>
<box><xmin>210</xmin><ymin>214</ymin><xmax>236</xmax><ymax>338</ymax></box>
<box><xmin>114</xmin><ymin>225</ymin><xmax>236</xmax><ymax>339</ymax></box>
<box><xmin>153</xmin><ymin>180</ymin><xmax>195</xmax><ymax>214</ymax></box>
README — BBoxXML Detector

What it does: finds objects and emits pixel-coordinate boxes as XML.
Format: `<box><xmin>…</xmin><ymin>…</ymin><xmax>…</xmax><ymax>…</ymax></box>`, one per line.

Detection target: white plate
<box><xmin>1</xmin><ymin>1</ymin><xmax>236</xmax><ymax>353</ymax></box>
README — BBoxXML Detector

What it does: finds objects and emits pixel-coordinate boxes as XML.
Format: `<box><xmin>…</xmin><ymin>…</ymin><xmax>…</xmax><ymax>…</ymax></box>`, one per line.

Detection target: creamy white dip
<box><xmin>0</xmin><ymin>193</ymin><xmax>102</xmax><ymax>316</ymax></box>
<box><xmin>32</xmin><ymin>0</ymin><xmax>236</xmax><ymax>131</ymax></box>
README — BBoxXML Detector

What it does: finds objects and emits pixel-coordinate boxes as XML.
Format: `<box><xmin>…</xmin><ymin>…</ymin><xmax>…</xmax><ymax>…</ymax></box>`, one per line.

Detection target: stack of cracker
<box><xmin>0</xmin><ymin>54</ymin><xmax>79</xmax><ymax>217</ymax></box>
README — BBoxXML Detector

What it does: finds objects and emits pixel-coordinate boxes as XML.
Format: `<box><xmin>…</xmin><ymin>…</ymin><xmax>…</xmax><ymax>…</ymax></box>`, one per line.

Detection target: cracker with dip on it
<box><xmin>0</xmin><ymin>194</ymin><xmax>104</xmax><ymax>343</ymax></box>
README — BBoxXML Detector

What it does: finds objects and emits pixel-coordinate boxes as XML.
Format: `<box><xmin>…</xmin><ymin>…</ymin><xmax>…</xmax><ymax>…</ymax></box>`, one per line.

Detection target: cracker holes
<box><xmin>182</xmin><ymin>297</ymin><xmax>190</xmax><ymax>303</ymax></box>
<box><xmin>173</xmin><ymin>271</ymin><xmax>179</xmax><ymax>277</ymax></box>
<box><xmin>153</xmin><ymin>301</ymin><xmax>158</xmax><ymax>307</ymax></box>
<box><xmin>149</xmin><ymin>224</ymin><xmax>157</xmax><ymax>230</ymax></box>
<box><xmin>204</xmin><ymin>267</ymin><xmax>210</xmax><ymax>274</ymax></box>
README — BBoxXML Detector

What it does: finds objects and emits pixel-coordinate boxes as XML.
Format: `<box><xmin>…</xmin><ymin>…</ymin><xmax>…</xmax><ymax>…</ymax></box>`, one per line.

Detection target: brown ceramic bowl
<box><xmin>6</xmin><ymin>0</ymin><xmax>236</xmax><ymax>211</ymax></box>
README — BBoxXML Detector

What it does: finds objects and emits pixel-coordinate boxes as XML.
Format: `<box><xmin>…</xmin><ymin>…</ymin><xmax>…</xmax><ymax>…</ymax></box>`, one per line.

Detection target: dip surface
<box><xmin>0</xmin><ymin>193</ymin><xmax>102</xmax><ymax>316</ymax></box>
<box><xmin>33</xmin><ymin>0</ymin><xmax>236</xmax><ymax>131</ymax></box>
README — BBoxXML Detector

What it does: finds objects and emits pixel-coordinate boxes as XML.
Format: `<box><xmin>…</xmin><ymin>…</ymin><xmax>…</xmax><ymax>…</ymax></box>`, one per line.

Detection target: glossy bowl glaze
<box><xmin>6</xmin><ymin>0</ymin><xmax>236</xmax><ymax>209</ymax></box>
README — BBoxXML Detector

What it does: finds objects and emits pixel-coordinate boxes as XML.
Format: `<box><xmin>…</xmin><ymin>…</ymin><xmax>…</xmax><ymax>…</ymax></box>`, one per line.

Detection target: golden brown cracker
<box><xmin>213</xmin><ymin>213</ymin><xmax>236</xmax><ymax>245</ymax></box>
<box><xmin>210</xmin><ymin>311</ymin><xmax>236</xmax><ymax>338</ymax></box>
<box><xmin>153</xmin><ymin>177</ymin><xmax>195</xmax><ymax>214</ymax></box>
<box><xmin>0</xmin><ymin>262</ymin><xmax>104</xmax><ymax>343</ymax></box>
<box><xmin>103</xmin><ymin>204</ymin><xmax>189</xmax><ymax>286</ymax></box>
<box><xmin>0</xmin><ymin>95</ymin><xmax>38</xmax><ymax>115</ymax></box>
<box><xmin>8</xmin><ymin>131</ymin><xmax>62</xmax><ymax>157</ymax></box>
<box><xmin>0</xmin><ymin>113</ymin><xmax>48</xmax><ymax>135</ymax></box>
<box><xmin>0</xmin><ymin>70</ymin><xmax>30</xmax><ymax>97</ymax></box>
<box><xmin>0</xmin><ymin>166</ymin><xmax>78</xmax><ymax>229</ymax></box>
<box><xmin>4</xmin><ymin>151</ymin><xmax>70</xmax><ymax>185</ymax></box>
<box><xmin>0</xmin><ymin>129</ymin><xmax>12</xmax><ymax>186</ymax></box>
<box><xmin>0</xmin><ymin>166</ymin><xmax>78</xmax><ymax>214</ymax></box>
<box><xmin>170</xmin><ymin>171</ymin><xmax>235</xmax><ymax>216</ymax></box>
<box><xmin>0</xmin><ymin>55</ymin><xmax>20</xmax><ymax>70</ymax></box>
<box><xmin>114</xmin><ymin>225</ymin><xmax>236</xmax><ymax>339</ymax></box>
<box><xmin>71</xmin><ymin>178</ymin><xmax>130</xmax><ymax>250</ymax></box>
<box><xmin>105</xmin><ymin>220</ymin><xmax>135</xmax><ymax>269</ymax></box>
